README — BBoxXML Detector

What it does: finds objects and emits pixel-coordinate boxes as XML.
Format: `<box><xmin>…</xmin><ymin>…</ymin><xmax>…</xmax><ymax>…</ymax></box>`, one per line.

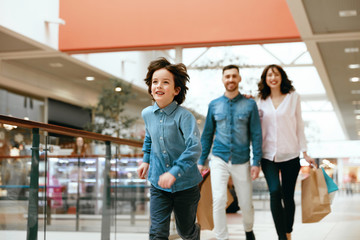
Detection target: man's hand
<box><xmin>251</xmin><ymin>166</ymin><xmax>260</xmax><ymax>180</ymax></box>
<box><xmin>198</xmin><ymin>164</ymin><xmax>204</xmax><ymax>173</ymax></box>
<box><xmin>137</xmin><ymin>162</ymin><xmax>149</xmax><ymax>179</ymax></box>
<box><xmin>158</xmin><ymin>172</ymin><xmax>176</xmax><ymax>189</ymax></box>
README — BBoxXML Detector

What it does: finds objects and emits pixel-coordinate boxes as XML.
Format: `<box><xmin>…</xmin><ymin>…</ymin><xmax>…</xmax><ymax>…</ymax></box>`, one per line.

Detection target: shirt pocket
<box><xmin>236</xmin><ymin>113</ymin><xmax>249</xmax><ymax>131</ymax></box>
<box><xmin>214</xmin><ymin>114</ymin><xmax>226</xmax><ymax>129</ymax></box>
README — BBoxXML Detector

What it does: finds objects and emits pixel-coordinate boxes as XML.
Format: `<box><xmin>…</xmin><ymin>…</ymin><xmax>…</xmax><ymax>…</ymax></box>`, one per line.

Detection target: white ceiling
<box><xmin>287</xmin><ymin>0</ymin><xmax>360</xmax><ymax>140</ymax></box>
<box><xmin>0</xmin><ymin>25</ymin><xmax>150</xmax><ymax>109</ymax></box>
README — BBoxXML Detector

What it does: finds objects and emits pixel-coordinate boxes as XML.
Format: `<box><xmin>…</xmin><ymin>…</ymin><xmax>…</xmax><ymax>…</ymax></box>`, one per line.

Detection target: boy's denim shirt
<box><xmin>142</xmin><ymin>101</ymin><xmax>203</xmax><ymax>193</ymax></box>
<box><xmin>199</xmin><ymin>94</ymin><xmax>262</xmax><ymax>166</ymax></box>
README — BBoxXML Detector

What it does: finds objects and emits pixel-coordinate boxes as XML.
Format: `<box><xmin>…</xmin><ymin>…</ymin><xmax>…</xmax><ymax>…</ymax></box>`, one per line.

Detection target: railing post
<box><xmin>27</xmin><ymin>128</ymin><xmax>40</xmax><ymax>240</ymax></box>
<box><xmin>76</xmin><ymin>156</ymin><xmax>81</xmax><ymax>231</ymax></box>
<box><xmin>101</xmin><ymin>141</ymin><xmax>111</xmax><ymax>240</ymax></box>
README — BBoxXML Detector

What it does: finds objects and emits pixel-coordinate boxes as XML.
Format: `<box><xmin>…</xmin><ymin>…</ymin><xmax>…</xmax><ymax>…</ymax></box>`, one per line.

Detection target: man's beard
<box><xmin>225</xmin><ymin>83</ymin><xmax>238</xmax><ymax>92</ymax></box>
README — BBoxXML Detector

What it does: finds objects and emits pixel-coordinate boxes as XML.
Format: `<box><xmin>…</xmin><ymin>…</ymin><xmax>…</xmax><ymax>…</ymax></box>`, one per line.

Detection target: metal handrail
<box><xmin>0</xmin><ymin>114</ymin><xmax>144</xmax><ymax>240</ymax></box>
<box><xmin>0</xmin><ymin>154</ymin><xmax>144</xmax><ymax>159</ymax></box>
<box><xmin>0</xmin><ymin>115</ymin><xmax>142</xmax><ymax>147</ymax></box>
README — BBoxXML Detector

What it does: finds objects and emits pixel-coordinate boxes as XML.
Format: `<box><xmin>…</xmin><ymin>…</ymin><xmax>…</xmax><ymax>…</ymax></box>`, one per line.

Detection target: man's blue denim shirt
<box><xmin>199</xmin><ymin>94</ymin><xmax>262</xmax><ymax>166</ymax></box>
<box><xmin>142</xmin><ymin>101</ymin><xmax>203</xmax><ymax>193</ymax></box>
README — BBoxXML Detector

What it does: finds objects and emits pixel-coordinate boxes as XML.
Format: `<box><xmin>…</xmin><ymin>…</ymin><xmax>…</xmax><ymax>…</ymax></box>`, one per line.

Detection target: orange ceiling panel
<box><xmin>59</xmin><ymin>0</ymin><xmax>300</xmax><ymax>53</ymax></box>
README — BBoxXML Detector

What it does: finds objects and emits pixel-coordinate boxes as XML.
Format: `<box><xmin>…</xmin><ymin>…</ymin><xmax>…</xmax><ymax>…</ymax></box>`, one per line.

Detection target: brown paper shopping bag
<box><xmin>301</xmin><ymin>168</ymin><xmax>331</xmax><ymax>223</ymax></box>
<box><xmin>197</xmin><ymin>170</ymin><xmax>234</xmax><ymax>230</ymax></box>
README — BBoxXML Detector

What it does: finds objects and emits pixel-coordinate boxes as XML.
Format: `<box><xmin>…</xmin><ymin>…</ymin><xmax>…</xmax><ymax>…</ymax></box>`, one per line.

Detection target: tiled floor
<box><xmin>1</xmin><ymin>193</ymin><xmax>359</xmax><ymax>239</ymax></box>
<box><xmin>198</xmin><ymin>193</ymin><xmax>360</xmax><ymax>240</ymax></box>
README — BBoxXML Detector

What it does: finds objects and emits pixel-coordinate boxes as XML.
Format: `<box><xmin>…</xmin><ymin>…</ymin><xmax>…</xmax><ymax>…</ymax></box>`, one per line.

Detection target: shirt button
<box><xmin>163</xmin><ymin>150</ymin><xmax>166</xmax><ymax>153</ymax></box>
<box><xmin>166</xmin><ymin>164</ymin><xmax>169</xmax><ymax>167</ymax></box>
<box><xmin>160</xmin><ymin>120</ymin><xmax>163</xmax><ymax>123</ymax></box>
<box><xmin>160</xmin><ymin>110</ymin><xmax>163</xmax><ymax>112</ymax></box>
<box><xmin>160</xmin><ymin>137</ymin><xmax>163</xmax><ymax>140</ymax></box>
<box><xmin>178</xmin><ymin>173</ymin><xmax>181</xmax><ymax>177</ymax></box>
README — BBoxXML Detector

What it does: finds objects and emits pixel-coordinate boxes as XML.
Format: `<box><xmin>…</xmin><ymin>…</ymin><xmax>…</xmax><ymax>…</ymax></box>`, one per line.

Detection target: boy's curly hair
<box><xmin>144</xmin><ymin>57</ymin><xmax>189</xmax><ymax>105</ymax></box>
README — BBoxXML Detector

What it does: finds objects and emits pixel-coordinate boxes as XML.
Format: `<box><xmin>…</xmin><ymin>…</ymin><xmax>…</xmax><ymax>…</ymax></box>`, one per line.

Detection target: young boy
<box><xmin>137</xmin><ymin>57</ymin><xmax>202</xmax><ymax>240</ymax></box>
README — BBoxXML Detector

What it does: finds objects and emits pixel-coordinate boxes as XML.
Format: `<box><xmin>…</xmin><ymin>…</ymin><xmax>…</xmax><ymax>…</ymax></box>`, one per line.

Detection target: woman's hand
<box><xmin>303</xmin><ymin>152</ymin><xmax>317</xmax><ymax>168</ymax></box>
<box><xmin>243</xmin><ymin>94</ymin><xmax>255</xmax><ymax>99</ymax></box>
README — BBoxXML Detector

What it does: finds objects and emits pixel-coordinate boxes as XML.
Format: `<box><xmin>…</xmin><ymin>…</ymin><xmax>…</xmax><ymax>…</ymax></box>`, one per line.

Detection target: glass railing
<box><xmin>0</xmin><ymin>115</ymin><xmax>149</xmax><ymax>240</ymax></box>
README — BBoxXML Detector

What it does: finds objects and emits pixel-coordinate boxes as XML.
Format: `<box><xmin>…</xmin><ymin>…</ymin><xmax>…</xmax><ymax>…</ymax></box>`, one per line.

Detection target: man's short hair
<box><xmin>222</xmin><ymin>64</ymin><xmax>240</xmax><ymax>74</ymax></box>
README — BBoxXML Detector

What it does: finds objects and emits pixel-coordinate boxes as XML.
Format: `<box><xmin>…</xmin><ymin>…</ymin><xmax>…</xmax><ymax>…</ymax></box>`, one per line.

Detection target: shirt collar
<box><xmin>222</xmin><ymin>92</ymin><xmax>243</xmax><ymax>102</ymax></box>
<box><xmin>152</xmin><ymin>101</ymin><xmax>178</xmax><ymax>115</ymax></box>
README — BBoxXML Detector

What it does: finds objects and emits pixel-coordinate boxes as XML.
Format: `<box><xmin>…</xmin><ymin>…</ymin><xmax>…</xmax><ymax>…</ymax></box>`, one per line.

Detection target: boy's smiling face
<box><xmin>151</xmin><ymin>68</ymin><xmax>180</xmax><ymax>108</ymax></box>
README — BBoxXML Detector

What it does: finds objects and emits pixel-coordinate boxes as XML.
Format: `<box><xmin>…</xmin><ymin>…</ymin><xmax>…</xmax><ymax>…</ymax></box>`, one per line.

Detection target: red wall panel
<box><xmin>59</xmin><ymin>0</ymin><xmax>300</xmax><ymax>53</ymax></box>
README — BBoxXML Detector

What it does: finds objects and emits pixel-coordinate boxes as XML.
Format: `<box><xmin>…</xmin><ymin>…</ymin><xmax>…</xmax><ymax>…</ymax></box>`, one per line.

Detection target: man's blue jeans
<box><xmin>261</xmin><ymin>157</ymin><xmax>301</xmax><ymax>240</ymax></box>
<box><xmin>149</xmin><ymin>185</ymin><xmax>201</xmax><ymax>240</ymax></box>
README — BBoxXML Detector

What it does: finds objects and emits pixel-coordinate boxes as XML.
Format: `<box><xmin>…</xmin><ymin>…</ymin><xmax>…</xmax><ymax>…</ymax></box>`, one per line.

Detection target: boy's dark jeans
<box><xmin>261</xmin><ymin>157</ymin><xmax>301</xmax><ymax>239</ymax></box>
<box><xmin>149</xmin><ymin>185</ymin><xmax>200</xmax><ymax>240</ymax></box>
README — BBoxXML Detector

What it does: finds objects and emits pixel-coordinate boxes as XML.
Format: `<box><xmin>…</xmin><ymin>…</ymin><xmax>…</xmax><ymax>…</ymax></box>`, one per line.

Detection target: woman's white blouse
<box><xmin>257</xmin><ymin>91</ymin><xmax>307</xmax><ymax>162</ymax></box>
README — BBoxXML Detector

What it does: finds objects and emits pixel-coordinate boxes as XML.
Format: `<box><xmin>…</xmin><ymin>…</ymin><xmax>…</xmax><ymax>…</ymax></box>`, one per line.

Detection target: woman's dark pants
<box><xmin>261</xmin><ymin>157</ymin><xmax>301</xmax><ymax>240</ymax></box>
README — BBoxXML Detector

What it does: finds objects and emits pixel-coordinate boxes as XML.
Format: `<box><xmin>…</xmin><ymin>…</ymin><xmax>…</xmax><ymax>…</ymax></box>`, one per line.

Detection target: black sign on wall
<box><xmin>48</xmin><ymin>98</ymin><xmax>91</xmax><ymax>130</ymax></box>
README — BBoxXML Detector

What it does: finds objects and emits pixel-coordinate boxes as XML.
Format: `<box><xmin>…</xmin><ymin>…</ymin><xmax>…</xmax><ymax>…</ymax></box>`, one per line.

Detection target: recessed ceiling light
<box><xmin>358</xmin><ymin>130</ymin><xmax>360</xmax><ymax>136</ymax></box>
<box><xmin>356</xmin><ymin>115</ymin><xmax>360</xmax><ymax>120</ymax></box>
<box><xmin>86</xmin><ymin>76</ymin><xmax>95</xmax><ymax>81</ymax></box>
<box><xmin>351</xmin><ymin>90</ymin><xmax>360</xmax><ymax>94</ymax></box>
<box><xmin>349</xmin><ymin>64</ymin><xmax>360</xmax><ymax>69</ymax></box>
<box><xmin>115</xmin><ymin>87</ymin><xmax>122</xmax><ymax>92</ymax></box>
<box><xmin>339</xmin><ymin>10</ymin><xmax>357</xmax><ymax>17</ymax></box>
<box><xmin>49</xmin><ymin>62</ymin><xmax>63</xmax><ymax>68</ymax></box>
<box><xmin>350</xmin><ymin>77</ymin><xmax>360</xmax><ymax>82</ymax></box>
<box><xmin>345</xmin><ymin>47</ymin><xmax>359</xmax><ymax>53</ymax></box>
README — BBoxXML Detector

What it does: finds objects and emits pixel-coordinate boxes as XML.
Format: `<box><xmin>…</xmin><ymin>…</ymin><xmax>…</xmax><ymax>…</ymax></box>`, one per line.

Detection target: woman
<box><xmin>257</xmin><ymin>64</ymin><xmax>316</xmax><ymax>240</ymax></box>
<box><xmin>71</xmin><ymin>136</ymin><xmax>91</xmax><ymax>156</ymax></box>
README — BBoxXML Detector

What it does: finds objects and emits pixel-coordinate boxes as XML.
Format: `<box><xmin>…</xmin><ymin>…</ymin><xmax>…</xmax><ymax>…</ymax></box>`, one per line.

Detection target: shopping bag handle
<box><xmin>309</xmin><ymin>163</ymin><xmax>318</xmax><ymax>169</ymax></box>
